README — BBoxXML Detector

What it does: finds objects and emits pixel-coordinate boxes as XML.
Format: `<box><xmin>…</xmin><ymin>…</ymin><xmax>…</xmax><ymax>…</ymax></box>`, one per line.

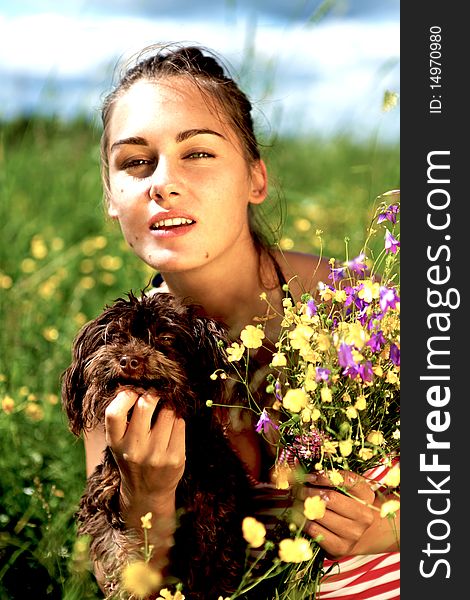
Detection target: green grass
<box><xmin>0</xmin><ymin>115</ymin><xmax>399</xmax><ymax>599</ymax></box>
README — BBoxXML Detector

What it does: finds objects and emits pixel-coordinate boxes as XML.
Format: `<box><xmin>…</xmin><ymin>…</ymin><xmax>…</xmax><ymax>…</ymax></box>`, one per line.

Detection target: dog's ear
<box><xmin>61</xmin><ymin>316</ymin><xmax>104</xmax><ymax>436</ymax></box>
<box><xmin>61</xmin><ymin>301</ymin><xmax>130</xmax><ymax>436</ymax></box>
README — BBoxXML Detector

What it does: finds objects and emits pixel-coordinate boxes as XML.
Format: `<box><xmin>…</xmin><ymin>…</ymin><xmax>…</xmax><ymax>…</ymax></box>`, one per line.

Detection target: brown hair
<box><xmin>100</xmin><ymin>42</ymin><xmax>279</xmax><ymax>250</ymax></box>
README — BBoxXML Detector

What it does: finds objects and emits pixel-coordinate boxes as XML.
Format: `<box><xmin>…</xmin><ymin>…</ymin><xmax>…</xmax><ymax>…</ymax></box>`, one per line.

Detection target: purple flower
<box><xmin>358</xmin><ymin>361</ymin><xmax>374</xmax><ymax>382</ymax></box>
<box><xmin>346</xmin><ymin>253</ymin><xmax>368</xmax><ymax>275</ymax></box>
<box><xmin>338</xmin><ymin>343</ymin><xmax>356</xmax><ymax>369</ymax></box>
<box><xmin>380</xmin><ymin>286</ymin><xmax>400</xmax><ymax>312</ymax></box>
<box><xmin>275</xmin><ymin>379</ymin><xmax>282</xmax><ymax>402</ymax></box>
<box><xmin>328</xmin><ymin>266</ymin><xmax>346</xmax><ymax>282</ymax></box>
<box><xmin>377</xmin><ymin>204</ymin><xmax>400</xmax><ymax>224</ymax></box>
<box><xmin>255</xmin><ymin>409</ymin><xmax>279</xmax><ymax>434</ymax></box>
<box><xmin>384</xmin><ymin>230</ymin><xmax>400</xmax><ymax>254</ymax></box>
<box><xmin>390</xmin><ymin>343</ymin><xmax>400</xmax><ymax>366</ymax></box>
<box><xmin>315</xmin><ymin>367</ymin><xmax>331</xmax><ymax>383</ymax></box>
<box><xmin>306</xmin><ymin>298</ymin><xmax>317</xmax><ymax>317</ymax></box>
<box><xmin>368</xmin><ymin>331</ymin><xmax>386</xmax><ymax>352</ymax></box>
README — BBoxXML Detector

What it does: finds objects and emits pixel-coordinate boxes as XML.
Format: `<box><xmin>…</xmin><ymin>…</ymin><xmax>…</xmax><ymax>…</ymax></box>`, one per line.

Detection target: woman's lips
<box><xmin>148</xmin><ymin>214</ymin><xmax>196</xmax><ymax>237</ymax></box>
<box><xmin>150</xmin><ymin>216</ymin><xmax>195</xmax><ymax>230</ymax></box>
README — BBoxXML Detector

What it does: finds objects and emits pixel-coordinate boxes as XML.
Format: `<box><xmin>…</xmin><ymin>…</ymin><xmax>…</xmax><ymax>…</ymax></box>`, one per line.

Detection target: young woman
<box><xmin>82</xmin><ymin>43</ymin><xmax>399</xmax><ymax>599</ymax></box>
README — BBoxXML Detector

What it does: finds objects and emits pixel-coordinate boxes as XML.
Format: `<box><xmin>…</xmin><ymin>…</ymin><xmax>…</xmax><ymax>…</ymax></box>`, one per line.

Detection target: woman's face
<box><xmin>106</xmin><ymin>78</ymin><xmax>266</xmax><ymax>274</ymax></box>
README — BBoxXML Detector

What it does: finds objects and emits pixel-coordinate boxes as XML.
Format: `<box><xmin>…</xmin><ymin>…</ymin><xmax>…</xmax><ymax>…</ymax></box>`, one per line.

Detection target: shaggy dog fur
<box><xmin>61</xmin><ymin>291</ymin><xmax>254</xmax><ymax>599</ymax></box>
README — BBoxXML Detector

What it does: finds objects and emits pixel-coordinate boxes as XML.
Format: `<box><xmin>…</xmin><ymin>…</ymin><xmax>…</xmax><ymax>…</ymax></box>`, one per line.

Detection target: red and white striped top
<box><xmin>250</xmin><ymin>458</ymin><xmax>400</xmax><ymax>599</ymax></box>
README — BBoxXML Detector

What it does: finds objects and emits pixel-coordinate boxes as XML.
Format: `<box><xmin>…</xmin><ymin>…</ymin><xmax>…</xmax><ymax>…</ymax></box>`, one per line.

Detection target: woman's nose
<box><xmin>149</xmin><ymin>159</ymin><xmax>180</xmax><ymax>203</ymax></box>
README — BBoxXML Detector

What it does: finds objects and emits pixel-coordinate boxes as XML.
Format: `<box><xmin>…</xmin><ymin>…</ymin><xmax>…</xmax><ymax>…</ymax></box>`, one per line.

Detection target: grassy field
<box><xmin>0</xmin><ymin>115</ymin><xmax>399</xmax><ymax>599</ymax></box>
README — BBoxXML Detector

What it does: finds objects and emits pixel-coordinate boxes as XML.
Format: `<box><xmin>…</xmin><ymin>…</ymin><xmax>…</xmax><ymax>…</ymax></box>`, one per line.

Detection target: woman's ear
<box><xmin>248</xmin><ymin>159</ymin><xmax>268</xmax><ymax>205</ymax></box>
<box><xmin>107</xmin><ymin>196</ymin><xmax>119</xmax><ymax>219</ymax></box>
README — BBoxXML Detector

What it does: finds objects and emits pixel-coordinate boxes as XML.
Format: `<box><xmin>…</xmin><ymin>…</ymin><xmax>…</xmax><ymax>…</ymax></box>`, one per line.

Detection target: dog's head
<box><xmin>61</xmin><ymin>291</ymin><xmax>232</xmax><ymax>436</ymax></box>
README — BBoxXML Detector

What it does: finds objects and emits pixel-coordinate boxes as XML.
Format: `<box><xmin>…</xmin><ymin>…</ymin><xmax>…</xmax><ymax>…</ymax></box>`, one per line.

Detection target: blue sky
<box><xmin>0</xmin><ymin>0</ymin><xmax>399</xmax><ymax>141</ymax></box>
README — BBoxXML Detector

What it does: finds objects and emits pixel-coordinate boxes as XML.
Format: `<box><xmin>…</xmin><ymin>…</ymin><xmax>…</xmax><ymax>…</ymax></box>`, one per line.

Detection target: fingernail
<box><xmin>320</xmin><ymin>490</ymin><xmax>330</xmax><ymax>502</ymax></box>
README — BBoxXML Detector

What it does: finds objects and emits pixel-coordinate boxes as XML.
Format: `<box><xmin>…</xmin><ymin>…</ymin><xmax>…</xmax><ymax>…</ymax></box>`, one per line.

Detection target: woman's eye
<box><xmin>186</xmin><ymin>151</ymin><xmax>213</xmax><ymax>159</ymax></box>
<box><xmin>123</xmin><ymin>159</ymin><xmax>155</xmax><ymax>176</ymax></box>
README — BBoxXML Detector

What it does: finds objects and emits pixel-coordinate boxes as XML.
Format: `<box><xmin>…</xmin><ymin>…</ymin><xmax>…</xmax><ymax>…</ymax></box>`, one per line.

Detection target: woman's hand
<box><xmin>104</xmin><ymin>389</ymin><xmax>186</xmax><ymax>523</ymax></box>
<box><xmin>294</xmin><ymin>470</ymin><xmax>377</xmax><ymax>559</ymax></box>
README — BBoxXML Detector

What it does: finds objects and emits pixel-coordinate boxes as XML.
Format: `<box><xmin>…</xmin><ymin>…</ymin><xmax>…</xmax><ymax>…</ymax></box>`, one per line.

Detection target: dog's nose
<box><xmin>119</xmin><ymin>355</ymin><xmax>142</xmax><ymax>374</ymax></box>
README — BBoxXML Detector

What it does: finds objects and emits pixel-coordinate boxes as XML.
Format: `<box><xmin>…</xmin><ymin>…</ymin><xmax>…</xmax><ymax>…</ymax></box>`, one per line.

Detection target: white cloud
<box><xmin>0</xmin><ymin>11</ymin><xmax>399</xmax><ymax>139</ymax></box>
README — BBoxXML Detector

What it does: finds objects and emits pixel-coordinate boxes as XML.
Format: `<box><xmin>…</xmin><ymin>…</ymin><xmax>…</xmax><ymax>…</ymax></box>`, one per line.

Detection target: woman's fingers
<box><xmin>304</xmin><ymin>471</ymin><xmax>375</xmax><ymax>507</ymax></box>
<box><xmin>123</xmin><ymin>391</ymin><xmax>160</xmax><ymax>443</ymax></box>
<box><xmin>296</xmin><ymin>470</ymin><xmax>376</xmax><ymax>557</ymax></box>
<box><xmin>155</xmin><ymin>413</ymin><xmax>186</xmax><ymax>455</ymax></box>
<box><xmin>104</xmin><ymin>389</ymin><xmax>139</xmax><ymax>443</ymax></box>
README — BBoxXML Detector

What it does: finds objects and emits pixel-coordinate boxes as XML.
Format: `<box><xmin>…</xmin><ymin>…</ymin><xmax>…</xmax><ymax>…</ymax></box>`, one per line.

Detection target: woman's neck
<box><xmin>161</xmin><ymin>245</ymin><xmax>282</xmax><ymax>338</ymax></box>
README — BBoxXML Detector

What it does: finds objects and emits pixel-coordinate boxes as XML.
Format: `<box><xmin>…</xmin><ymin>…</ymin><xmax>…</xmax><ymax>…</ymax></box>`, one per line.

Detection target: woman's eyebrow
<box><xmin>110</xmin><ymin>136</ymin><xmax>147</xmax><ymax>153</ymax></box>
<box><xmin>175</xmin><ymin>128</ymin><xmax>226</xmax><ymax>143</ymax></box>
<box><xmin>110</xmin><ymin>129</ymin><xmax>226</xmax><ymax>154</ymax></box>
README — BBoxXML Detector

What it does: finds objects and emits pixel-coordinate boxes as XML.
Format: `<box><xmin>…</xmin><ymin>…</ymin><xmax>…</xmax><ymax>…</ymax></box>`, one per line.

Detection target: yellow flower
<box><xmin>81</xmin><ymin>236</ymin><xmax>107</xmax><ymax>255</ymax></box>
<box><xmin>282</xmin><ymin>297</ymin><xmax>293</xmax><ymax>309</ymax></box>
<box><xmin>24</xmin><ymin>403</ymin><xmax>44</xmax><ymax>421</ymax></box>
<box><xmin>373</xmin><ymin>365</ymin><xmax>384</xmax><ymax>377</ymax></box>
<box><xmin>283</xmin><ymin>388</ymin><xmax>308</xmax><ymax>413</ymax></box>
<box><xmin>327</xmin><ymin>469</ymin><xmax>344</xmax><ymax>486</ymax></box>
<box><xmin>386</xmin><ymin>370</ymin><xmax>400</xmax><ymax>385</ymax></box>
<box><xmin>226</xmin><ymin>342</ymin><xmax>246</xmax><ymax>362</ymax></box>
<box><xmin>99</xmin><ymin>255</ymin><xmax>123</xmax><ymax>271</ymax></box>
<box><xmin>301</xmin><ymin>405</ymin><xmax>321</xmax><ymax>423</ymax></box>
<box><xmin>316</xmin><ymin>333</ymin><xmax>331</xmax><ymax>352</ymax></box>
<box><xmin>0</xmin><ymin>274</ymin><xmax>13</xmax><ymax>289</ymax></box>
<box><xmin>31</xmin><ymin>236</ymin><xmax>48</xmax><ymax>259</ymax></box>
<box><xmin>100</xmin><ymin>272</ymin><xmax>116</xmax><ymax>286</ymax></box>
<box><xmin>271</xmin><ymin>352</ymin><xmax>287</xmax><ymax>367</ymax></box>
<box><xmin>80</xmin><ymin>258</ymin><xmax>94</xmax><ymax>274</ymax></box>
<box><xmin>51</xmin><ymin>236</ymin><xmax>65</xmax><ymax>251</ymax></box>
<box><xmin>2</xmin><ymin>395</ymin><xmax>15</xmax><ymax>414</ymax></box>
<box><xmin>303</xmin><ymin>363</ymin><xmax>317</xmax><ymax>391</ymax></box>
<box><xmin>280</xmin><ymin>236</ymin><xmax>294</xmax><ymax>250</ymax></box>
<box><xmin>141</xmin><ymin>512</ymin><xmax>153</xmax><ymax>529</ymax></box>
<box><xmin>354</xmin><ymin>395</ymin><xmax>367</xmax><ymax>411</ymax></box>
<box><xmin>322</xmin><ymin>440</ymin><xmax>337</xmax><ymax>455</ymax></box>
<box><xmin>358</xmin><ymin>447</ymin><xmax>374</xmax><ymax>460</ymax></box>
<box><xmin>339</xmin><ymin>439</ymin><xmax>353</xmax><ymax>457</ymax></box>
<box><xmin>383</xmin><ymin>464</ymin><xmax>400</xmax><ymax>488</ymax></box>
<box><xmin>304</xmin><ymin>496</ymin><xmax>326</xmax><ymax>520</ymax></box>
<box><xmin>279</xmin><ymin>538</ymin><xmax>313</xmax><ymax>563</ymax></box>
<box><xmin>380</xmin><ymin>499</ymin><xmax>400</xmax><ymax>518</ymax></box>
<box><xmin>289</xmin><ymin>324</ymin><xmax>314</xmax><ymax>349</ymax></box>
<box><xmin>242</xmin><ymin>517</ymin><xmax>266</xmax><ymax>548</ymax></box>
<box><xmin>21</xmin><ymin>258</ymin><xmax>36</xmax><ymax>273</ymax></box>
<box><xmin>320</xmin><ymin>386</ymin><xmax>332</xmax><ymax>403</ymax></box>
<box><xmin>272</xmin><ymin>463</ymin><xmax>294</xmax><ymax>489</ymax></box>
<box><xmin>121</xmin><ymin>561</ymin><xmax>162</xmax><ymax>598</ymax></box>
<box><xmin>346</xmin><ymin>406</ymin><xmax>358</xmax><ymax>419</ymax></box>
<box><xmin>79</xmin><ymin>276</ymin><xmax>95</xmax><ymax>290</ymax></box>
<box><xmin>367</xmin><ymin>430</ymin><xmax>384</xmax><ymax>446</ymax></box>
<box><xmin>357</xmin><ymin>280</ymin><xmax>380</xmax><ymax>303</ymax></box>
<box><xmin>158</xmin><ymin>589</ymin><xmax>185</xmax><ymax>600</ymax></box>
<box><xmin>319</xmin><ymin>284</ymin><xmax>334</xmax><ymax>302</ymax></box>
<box><xmin>345</xmin><ymin>322</ymin><xmax>369</xmax><ymax>349</ymax></box>
<box><xmin>42</xmin><ymin>327</ymin><xmax>59</xmax><ymax>342</ymax></box>
<box><xmin>334</xmin><ymin>289</ymin><xmax>347</xmax><ymax>303</ymax></box>
<box><xmin>240</xmin><ymin>325</ymin><xmax>265</xmax><ymax>349</ymax></box>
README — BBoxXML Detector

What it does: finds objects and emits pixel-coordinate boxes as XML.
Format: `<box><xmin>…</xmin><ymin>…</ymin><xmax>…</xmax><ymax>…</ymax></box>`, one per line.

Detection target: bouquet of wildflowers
<box><xmin>117</xmin><ymin>191</ymin><xmax>400</xmax><ymax>600</ymax></box>
<box><xmin>215</xmin><ymin>190</ymin><xmax>401</xmax><ymax>600</ymax></box>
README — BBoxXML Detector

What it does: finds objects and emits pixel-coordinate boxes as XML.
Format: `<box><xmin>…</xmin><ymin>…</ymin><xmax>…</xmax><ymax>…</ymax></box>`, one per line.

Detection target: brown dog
<box><xmin>61</xmin><ymin>291</ymin><xmax>253</xmax><ymax>599</ymax></box>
